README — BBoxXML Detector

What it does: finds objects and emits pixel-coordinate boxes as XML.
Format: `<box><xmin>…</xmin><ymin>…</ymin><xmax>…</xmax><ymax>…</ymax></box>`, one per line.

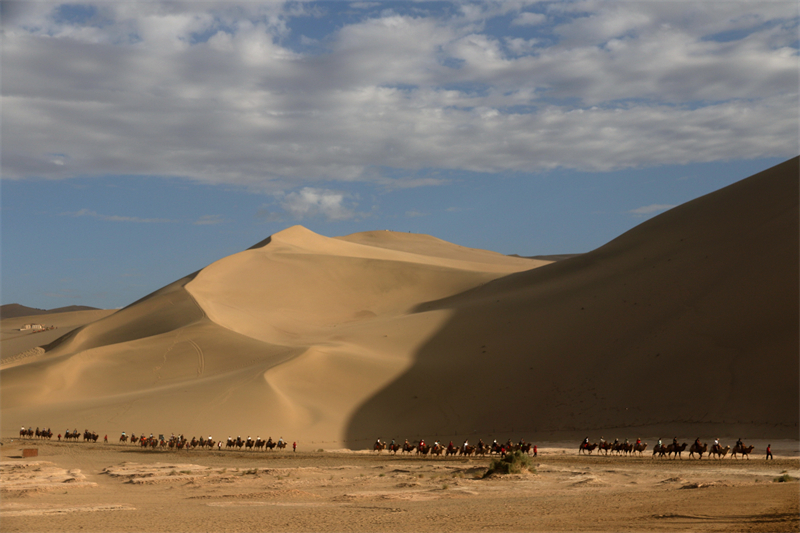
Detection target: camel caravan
<box><xmin>579</xmin><ymin>436</ymin><xmax>759</xmax><ymax>459</ymax></box>
<box><xmin>18</xmin><ymin>424</ymin><xmax>767</xmax><ymax>460</ymax></box>
<box><xmin>373</xmin><ymin>438</ymin><xmax>536</xmax><ymax>458</ymax></box>
<box><xmin>18</xmin><ymin>426</ymin><xmax>96</xmax><ymax>442</ymax></box>
<box><xmin>116</xmin><ymin>433</ymin><xmax>292</xmax><ymax>452</ymax></box>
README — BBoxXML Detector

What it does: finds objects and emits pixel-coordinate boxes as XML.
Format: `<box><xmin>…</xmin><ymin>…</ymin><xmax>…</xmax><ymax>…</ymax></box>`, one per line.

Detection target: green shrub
<box><xmin>483</xmin><ymin>451</ymin><xmax>533</xmax><ymax>477</ymax></box>
<box><xmin>774</xmin><ymin>474</ymin><xmax>796</xmax><ymax>483</ymax></box>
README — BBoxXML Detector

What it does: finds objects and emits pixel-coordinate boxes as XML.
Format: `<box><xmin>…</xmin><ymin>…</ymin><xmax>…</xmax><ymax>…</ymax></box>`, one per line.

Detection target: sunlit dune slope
<box><xmin>346</xmin><ymin>156</ymin><xmax>800</xmax><ymax>444</ymax></box>
<box><xmin>1</xmin><ymin>227</ymin><xmax>544</xmax><ymax>444</ymax></box>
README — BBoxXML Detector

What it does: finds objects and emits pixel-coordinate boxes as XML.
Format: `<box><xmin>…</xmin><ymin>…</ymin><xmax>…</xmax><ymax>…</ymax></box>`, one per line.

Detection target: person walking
<box><xmin>293</xmin><ymin>441</ymin><xmax>297</xmax><ymax>452</ymax></box>
<box><xmin>766</xmin><ymin>444</ymin><xmax>773</xmax><ymax>460</ymax></box>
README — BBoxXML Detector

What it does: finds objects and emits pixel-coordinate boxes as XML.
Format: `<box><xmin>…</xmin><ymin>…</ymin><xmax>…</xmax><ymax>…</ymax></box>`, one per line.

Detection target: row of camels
<box><xmin>374</xmin><ymin>438</ymin><xmax>533</xmax><ymax>457</ymax></box>
<box><xmin>580</xmin><ymin>439</ymin><xmax>757</xmax><ymax>459</ymax></box>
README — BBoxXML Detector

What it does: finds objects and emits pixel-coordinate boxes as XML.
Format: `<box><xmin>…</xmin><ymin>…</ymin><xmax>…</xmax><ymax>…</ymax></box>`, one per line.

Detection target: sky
<box><xmin>1</xmin><ymin>1</ymin><xmax>798</xmax><ymax>310</ymax></box>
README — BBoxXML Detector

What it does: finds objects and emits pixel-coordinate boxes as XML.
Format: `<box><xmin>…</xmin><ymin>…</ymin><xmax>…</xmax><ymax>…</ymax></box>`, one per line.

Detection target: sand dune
<box><xmin>346</xmin><ymin>157</ymin><xmax>799</xmax><ymax>444</ymax></box>
<box><xmin>1</xmin><ymin>227</ymin><xmax>546</xmax><ymax>445</ymax></box>
<box><xmin>2</xmin><ymin>158</ymin><xmax>797</xmax><ymax>448</ymax></box>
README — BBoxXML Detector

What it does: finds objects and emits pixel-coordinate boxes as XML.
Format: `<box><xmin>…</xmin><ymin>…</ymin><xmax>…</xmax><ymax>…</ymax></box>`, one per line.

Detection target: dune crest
<box><xmin>345</xmin><ymin>157</ymin><xmax>800</xmax><ymax>445</ymax></box>
<box><xmin>2</xmin><ymin>228</ymin><xmax>542</xmax><ymax>444</ymax></box>
<box><xmin>3</xmin><ymin>158</ymin><xmax>797</xmax><ymax>446</ymax></box>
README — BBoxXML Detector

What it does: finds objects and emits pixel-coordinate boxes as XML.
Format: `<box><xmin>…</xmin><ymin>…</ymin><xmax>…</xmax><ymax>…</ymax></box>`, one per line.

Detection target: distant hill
<box><xmin>0</xmin><ymin>304</ymin><xmax>101</xmax><ymax>320</ymax></box>
<box><xmin>511</xmin><ymin>253</ymin><xmax>583</xmax><ymax>262</ymax></box>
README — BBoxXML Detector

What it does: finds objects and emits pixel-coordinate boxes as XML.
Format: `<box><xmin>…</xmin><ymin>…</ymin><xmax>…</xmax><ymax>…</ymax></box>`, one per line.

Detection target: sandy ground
<box><xmin>1</xmin><ymin>438</ymin><xmax>798</xmax><ymax>532</ymax></box>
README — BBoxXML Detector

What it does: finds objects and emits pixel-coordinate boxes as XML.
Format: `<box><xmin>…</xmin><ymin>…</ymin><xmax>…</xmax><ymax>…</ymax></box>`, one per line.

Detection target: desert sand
<box><xmin>1</xmin><ymin>438</ymin><xmax>798</xmax><ymax>532</ymax></box>
<box><xmin>1</xmin><ymin>157</ymin><xmax>798</xmax><ymax>531</ymax></box>
<box><xmin>2</xmin><ymin>158</ymin><xmax>797</xmax><ymax>449</ymax></box>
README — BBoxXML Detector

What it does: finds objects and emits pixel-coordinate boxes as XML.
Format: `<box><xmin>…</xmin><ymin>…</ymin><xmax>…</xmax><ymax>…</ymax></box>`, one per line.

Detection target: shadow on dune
<box><xmin>345</xmin><ymin>157</ymin><xmax>799</xmax><ymax>447</ymax></box>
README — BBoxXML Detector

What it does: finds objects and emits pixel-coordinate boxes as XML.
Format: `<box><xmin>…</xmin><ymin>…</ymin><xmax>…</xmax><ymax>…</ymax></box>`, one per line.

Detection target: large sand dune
<box><xmin>1</xmin><ymin>227</ymin><xmax>545</xmax><ymax>445</ymax></box>
<box><xmin>347</xmin><ymin>157</ymin><xmax>799</xmax><ymax>445</ymax></box>
<box><xmin>2</xmin><ymin>157</ymin><xmax>797</xmax><ymax>447</ymax></box>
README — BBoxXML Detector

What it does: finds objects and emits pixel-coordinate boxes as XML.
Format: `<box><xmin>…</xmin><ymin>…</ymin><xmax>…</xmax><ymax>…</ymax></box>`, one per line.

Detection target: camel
<box><xmin>373</xmin><ymin>441</ymin><xmax>386</xmax><ymax>452</ymax></box>
<box><xmin>731</xmin><ymin>445</ymin><xmax>755</xmax><ymax>459</ymax></box>
<box><xmin>709</xmin><ymin>445</ymin><xmax>731</xmax><ymax>459</ymax></box>
<box><xmin>633</xmin><ymin>442</ymin><xmax>648</xmax><ymax>456</ymax></box>
<box><xmin>669</xmin><ymin>443</ymin><xmax>688</xmax><ymax>459</ymax></box>
<box><xmin>265</xmin><ymin>438</ymin><xmax>276</xmax><ymax>451</ymax></box>
<box><xmin>119</xmin><ymin>434</ymin><xmax>128</xmax><ymax>444</ymax></box>
<box><xmin>401</xmin><ymin>441</ymin><xmax>416</xmax><ymax>454</ymax></box>
<box><xmin>652</xmin><ymin>444</ymin><xmax>667</xmax><ymax>458</ymax></box>
<box><xmin>620</xmin><ymin>442</ymin><xmax>634</xmax><ymax>456</ymax></box>
<box><xmin>276</xmin><ymin>440</ymin><xmax>287</xmax><ymax>450</ymax></box>
<box><xmin>476</xmin><ymin>441</ymin><xmax>488</xmax><ymax>456</ymax></box>
<box><xmin>597</xmin><ymin>441</ymin><xmax>612</xmax><ymax>455</ymax></box>
<box><xmin>579</xmin><ymin>442</ymin><xmax>598</xmax><ymax>455</ymax></box>
<box><xmin>689</xmin><ymin>442</ymin><xmax>707</xmax><ymax>459</ymax></box>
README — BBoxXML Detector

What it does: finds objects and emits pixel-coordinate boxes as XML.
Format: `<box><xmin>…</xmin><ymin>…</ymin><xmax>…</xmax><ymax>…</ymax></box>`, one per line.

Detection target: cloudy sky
<box><xmin>2</xmin><ymin>1</ymin><xmax>798</xmax><ymax>310</ymax></box>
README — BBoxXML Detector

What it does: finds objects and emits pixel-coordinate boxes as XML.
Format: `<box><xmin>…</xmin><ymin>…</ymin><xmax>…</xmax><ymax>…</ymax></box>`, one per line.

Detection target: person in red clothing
<box><xmin>533</xmin><ymin>445</ymin><xmax>538</xmax><ymax>457</ymax></box>
<box><xmin>104</xmin><ymin>435</ymin><xmax>108</xmax><ymax>443</ymax></box>
<box><xmin>293</xmin><ymin>441</ymin><xmax>297</xmax><ymax>452</ymax></box>
<box><xmin>766</xmin><ymin>444</ymin><xmax>773</xmax><ymax>460</ymax></box>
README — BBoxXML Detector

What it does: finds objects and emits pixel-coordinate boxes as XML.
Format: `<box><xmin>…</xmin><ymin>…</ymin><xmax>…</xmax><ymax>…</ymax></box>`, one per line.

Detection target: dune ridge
<box><xmin>1</xmin><ymin>228</ymin><xmax>545</xmax><ymax>444</ymax></box>
<box><xmin>345</xmin><ymin>156</ymin><xmax>799</xmax><ymax>444</ymax></box>
<box><xmin>2</xmin><ymin>157</ymin><xmax>797</xmax><ymax>446</ymax></box>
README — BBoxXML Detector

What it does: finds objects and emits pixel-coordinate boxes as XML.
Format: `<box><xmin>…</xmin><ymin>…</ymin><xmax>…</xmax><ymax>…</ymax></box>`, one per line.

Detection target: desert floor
<box><xmin>1</xmin><ymin>439</ymin><xmax>797</xmax><ymax>532</ymax></box>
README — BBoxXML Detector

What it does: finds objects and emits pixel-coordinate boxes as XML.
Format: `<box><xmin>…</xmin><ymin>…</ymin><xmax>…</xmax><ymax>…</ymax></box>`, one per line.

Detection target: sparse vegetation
<box><xmin>774</xmin><ymin>474</ymin><xmax>796</xmax><ymax>483</ymax></box>
<box><xmin>483</xmin><ymin>451</ymin><xmax>533</xmax><ymax>477</ymax></box>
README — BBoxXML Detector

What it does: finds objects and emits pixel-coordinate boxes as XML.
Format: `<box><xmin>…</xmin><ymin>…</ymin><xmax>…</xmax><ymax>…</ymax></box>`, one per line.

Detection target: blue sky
<box><xmin>1</xmin><ymin>1</ymin><xmax>797</xmax><ymax>310</ymax></box>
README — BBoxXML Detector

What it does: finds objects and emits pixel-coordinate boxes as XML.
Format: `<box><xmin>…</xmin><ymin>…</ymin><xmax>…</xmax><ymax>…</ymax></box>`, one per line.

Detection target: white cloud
<box><xmin>66</xmin><ymin>208</ymin><xmax>175</xmax><ymax>223</ymax></box>
<box><xmin>193</xmin><ymin>214</ymin><xmax>225</xmax><ymax>225</ymax></box>
<box><xmin>2</xmin><ymin>1</ymin><xmax>796</xmax><ymax>190</ymax></box>
<box><xmin>511</xmin><ymin>12</ymin><xmax>546</xmax><ymax>26</ymax></box>
<box><xmin>279</xmin><ymin>187</ymin><xmax>360</xmax><ymax>221</ymax></box>
<box><xmin>628</xmin><ymin>204</ymin><xmax>677</xmax><ymax>216</ymax></box>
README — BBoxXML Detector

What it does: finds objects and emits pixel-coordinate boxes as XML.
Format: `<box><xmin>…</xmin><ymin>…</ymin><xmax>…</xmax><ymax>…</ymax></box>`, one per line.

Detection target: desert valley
<box><xmin>1</xmin><ymin>157</ymin><xmax>798</xmax><ymax>531</ymax></box>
